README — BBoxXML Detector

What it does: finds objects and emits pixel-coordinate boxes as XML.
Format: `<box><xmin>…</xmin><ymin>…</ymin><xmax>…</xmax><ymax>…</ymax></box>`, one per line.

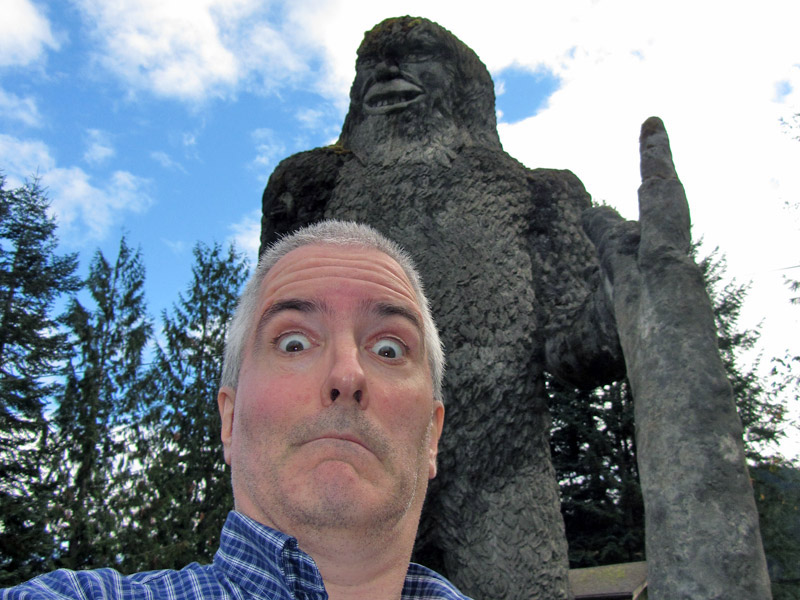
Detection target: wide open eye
<box><xmin>277</xmin><ymin>333</ymin><xmax>311</xmax><ymax>353</ymax></box>
<box><xmin>370</xmin><ymin>338</ymin><xmax>405</xmax><ymax>359</ymax></box>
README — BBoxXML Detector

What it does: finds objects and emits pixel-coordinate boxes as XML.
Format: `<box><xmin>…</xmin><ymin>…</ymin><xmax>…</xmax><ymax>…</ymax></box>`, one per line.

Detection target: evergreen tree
<box><xmin>50</xmin><ymin>237</ymin><xmax>151</xmax><ymax>570</ymax></box>
<box><xmin>550</xmin><ymin>378</ymin><xmax>644</xmax><ymax>567</ymax></box>
<box><xmin>120</xmin><ymin>242</ymin><xmax>248</xmax><ymax>571</ymax></box>
<box><xmin>0</xmin><ymin>176</ymin><xmax>80</xmax><ymax>585</ymax></box>
<box><xmin>698</xmin><ymin>248</ymin><xmax>788</xmax><ymax>461</ymax></box>
<box><xmin>752</xmin><ymin>463</ymin><xmax>800</xmax><ymax>600</ymax></box>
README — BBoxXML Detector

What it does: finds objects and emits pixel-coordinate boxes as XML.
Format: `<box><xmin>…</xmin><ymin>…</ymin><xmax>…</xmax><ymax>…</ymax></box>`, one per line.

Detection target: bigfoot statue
<box><xmin>260</xmin><ymin>16</ymin><xmax>771</xmax><ymax>600</ymax></box>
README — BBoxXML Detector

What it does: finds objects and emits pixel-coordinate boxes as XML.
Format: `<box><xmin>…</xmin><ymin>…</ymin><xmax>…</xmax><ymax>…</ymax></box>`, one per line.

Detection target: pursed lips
<box><xmin>287</xmin><ymin>414</ymin><xmax>391</xmax><ymax>459</ymax></box>
<box><xmin>310</xmin><ymin>432</ymin><xmax>373</xmax><ymax>454</ymax></box>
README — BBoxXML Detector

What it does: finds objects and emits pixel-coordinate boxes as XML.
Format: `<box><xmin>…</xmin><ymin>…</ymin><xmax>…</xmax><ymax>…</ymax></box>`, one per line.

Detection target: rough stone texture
<box><xmin>583</xmin><ymin>117</ymin><xmax>772</xmax><ymax>599</ymax></box>
<box><xmin>260</xmin><ymin>17</ymin><xmax>622</xmax><ymax>599</ymax></box>
<box><xmin>260</xmin><ymin>17</ymin><xmax>770</xmax><ymax>600</ymax></box>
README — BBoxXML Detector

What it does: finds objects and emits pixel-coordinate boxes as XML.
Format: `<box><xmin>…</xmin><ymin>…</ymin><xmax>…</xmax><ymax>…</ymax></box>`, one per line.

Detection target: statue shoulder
<box><xmin>525</xmin><ymin>167</ymin><xmax>592</xmax><ymax>210</ymax></box>
<box><xmin>260</xmin><ymin>145</ymin><xmax>351</xmax><ymax>249</ymax></box>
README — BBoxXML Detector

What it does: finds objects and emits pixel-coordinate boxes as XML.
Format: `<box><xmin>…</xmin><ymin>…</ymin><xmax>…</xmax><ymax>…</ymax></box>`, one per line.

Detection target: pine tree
<box><xmin>0</xmin><ymin>176</ymin><xmax>80</xmax><ymax>585</ymax></box>
<box><xmin>120</xmin><ymin>242</ymin><xmax>248</xmax><ymax>572</ymax></box>
<box><xmin>698</xmin><ymin>248</ymin><xmax>788</xmax><ymax>461</ymax></box>
<box><xmin>50</xmin><ymin>237</ymin><xmax>151</xmax><ymax>570</ymax></box>
<box><xmin>550</xmin><ymin>378</ymin><xmax>644</xmax><ymax>567</ymax></box>
<box><xmin>751</xmin><ymin>462</ymin><xmax>800</xmax><ymax>600</ymax></box>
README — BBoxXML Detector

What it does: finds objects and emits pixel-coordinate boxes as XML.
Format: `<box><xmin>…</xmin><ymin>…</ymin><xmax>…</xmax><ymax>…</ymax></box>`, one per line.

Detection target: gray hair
<box><xmin>220</xmin><ymin>220</ymin><xmax>445</xmax><ymax>403</ymax></box>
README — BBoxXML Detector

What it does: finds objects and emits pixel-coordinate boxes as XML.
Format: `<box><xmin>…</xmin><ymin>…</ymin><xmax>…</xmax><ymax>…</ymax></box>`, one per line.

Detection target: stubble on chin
<box><xmin>252</xmin><ymin>408</ymin><xmax>434</xmax><ymax>538</ymax></box>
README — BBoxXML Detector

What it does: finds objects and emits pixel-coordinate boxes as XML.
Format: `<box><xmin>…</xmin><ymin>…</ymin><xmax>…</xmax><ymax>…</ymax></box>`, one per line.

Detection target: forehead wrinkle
<box><xmin>266</xmin><ymin>261</ymin><xmax>418</xmax><ymax>305</ymax></box>
<box><xmin>272</xmin><ymin>253</ymin><xmax>408</xmax><ymax>279</ymax></box>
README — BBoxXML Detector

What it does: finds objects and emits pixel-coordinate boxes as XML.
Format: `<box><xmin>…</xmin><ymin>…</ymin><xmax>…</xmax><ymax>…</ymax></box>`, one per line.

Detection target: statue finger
<box><xmin>638</xmin><ymin>117</ymin><xmax>692</xmax><ymax>257</ymax></box>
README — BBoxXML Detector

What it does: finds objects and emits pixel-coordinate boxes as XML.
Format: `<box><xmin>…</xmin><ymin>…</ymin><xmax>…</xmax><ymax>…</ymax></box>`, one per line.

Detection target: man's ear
<box><xmin>218</xmin><ymin>387</ymin><xmax>236</xmax><ymax>465</ymax></box>
<box><xmin>428</xmin><ymin>401</ymin><xmax>445</xmax><ymax>480</ymax></box>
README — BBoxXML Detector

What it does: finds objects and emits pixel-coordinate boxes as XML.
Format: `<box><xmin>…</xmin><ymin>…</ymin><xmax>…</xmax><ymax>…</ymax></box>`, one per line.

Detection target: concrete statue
<box><xmin>259</xmin><ymin>16</ymin><xmax>771</xmax><ymax>600</ymax></box>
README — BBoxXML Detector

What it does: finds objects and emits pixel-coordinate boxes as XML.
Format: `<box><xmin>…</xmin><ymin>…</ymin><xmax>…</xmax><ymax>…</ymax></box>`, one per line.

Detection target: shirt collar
<box><xmin>214</xmin><ymin>511</ymin><xmax>327</xmax><ymax>599</ymax></box>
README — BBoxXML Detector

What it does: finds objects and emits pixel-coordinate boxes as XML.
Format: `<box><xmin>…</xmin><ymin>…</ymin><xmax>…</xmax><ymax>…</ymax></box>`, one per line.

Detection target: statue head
<box><xmin>339</xmin><ymin>17</ymin><xmax>501</xmax><ymax>163</ymax></box>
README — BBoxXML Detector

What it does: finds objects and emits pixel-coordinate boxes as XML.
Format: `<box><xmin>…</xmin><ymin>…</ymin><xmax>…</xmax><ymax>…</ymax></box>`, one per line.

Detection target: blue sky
<box><xmin>0</xmin><ymin>1</ymin><xmax>572</xmax><ymax>318</ymax></box>
<box><xmin>2</xmin><ymin>1</ymin><xmax>799</xmax><ymax>453</ymax></box>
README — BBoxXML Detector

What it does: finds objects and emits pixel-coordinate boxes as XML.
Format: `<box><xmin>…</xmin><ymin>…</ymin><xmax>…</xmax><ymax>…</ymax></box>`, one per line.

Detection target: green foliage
<box><xmin>50</xmin><ymin>237</ymin><xmax>151</xmax><ymax>571</ymax></box>
<box><xmin>119</xmin><ymin>242</ymin><xmax>249</xmax><ymax>572</ymax></box>
<box><xmin>0</xmin><ymin>176</ymin><xmax>80</xmax><ymax>585</ymax></box>
<box><xmin>697</xmin><ymin>247</ymin><xmax>789</xmax><ymax>461</ymax></box>
<box><xmin>550</xmin><ymin>378</ymin><xmax>644</xmax><ymax>568</ymax></box>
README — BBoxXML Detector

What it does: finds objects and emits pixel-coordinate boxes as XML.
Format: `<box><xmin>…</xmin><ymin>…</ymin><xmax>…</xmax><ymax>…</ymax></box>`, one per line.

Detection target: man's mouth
<box><xmin>312</xmin><ymin>432</ymin><xmax>371</xmax><ymax>453</ymax></box>
<box><xmin>364</xmin><ymin>79</ymin><xmax>424</xmax><ymax>114</ymax></box>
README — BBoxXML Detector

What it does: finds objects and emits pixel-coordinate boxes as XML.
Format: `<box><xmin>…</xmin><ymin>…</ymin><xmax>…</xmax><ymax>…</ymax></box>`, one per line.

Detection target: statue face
<box><xmin>353</xmin><ymin>25</ymin><xmax>457</xmax><ymax>117</ymax></box>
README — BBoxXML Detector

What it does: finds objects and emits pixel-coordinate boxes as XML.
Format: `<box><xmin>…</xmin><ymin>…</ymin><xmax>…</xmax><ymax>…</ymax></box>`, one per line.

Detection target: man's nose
<box><xmin>322</xmin><ymin>337</ymin><xmax>367</xmax><ymax>409</ymax></box>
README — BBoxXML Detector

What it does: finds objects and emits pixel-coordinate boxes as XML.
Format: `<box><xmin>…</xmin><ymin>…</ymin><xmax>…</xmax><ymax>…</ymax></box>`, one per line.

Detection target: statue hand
<box><xmin>546</xmin><ymin>117</ymin><xmax>693</xmax><ymax>388</ymax></box>
<box><xmin>581</xmin><ymin>118</ymin><xmax>772</xmax><ymax>600</ymax></box>
<box><xmin>582</xmin><ymin>117</ymin><xmax>692</xmax><ymax>317</ymax></box>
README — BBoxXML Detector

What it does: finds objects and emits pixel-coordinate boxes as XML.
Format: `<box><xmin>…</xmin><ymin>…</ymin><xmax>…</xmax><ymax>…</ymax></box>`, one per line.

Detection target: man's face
<box><xmin>353</xmin><ymin>26</ymin><xmax>457</xmax><ymax>118</ymax></box>
<box><xmin>218</xmin><ymin>244</ymin><xmax>444</xmax><ymax>539</ymax></box>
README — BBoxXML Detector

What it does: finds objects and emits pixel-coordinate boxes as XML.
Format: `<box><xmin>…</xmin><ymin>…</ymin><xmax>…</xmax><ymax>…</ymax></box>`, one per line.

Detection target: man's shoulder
<box><xmin>403</xmin><ymin>563</ymin><xmax>473</xmax><ymax>600</ymax></box>
<box><xmin>1</xmin><ymin>562</ymin><xmax>228</xmax><ymax>600</ymax></box>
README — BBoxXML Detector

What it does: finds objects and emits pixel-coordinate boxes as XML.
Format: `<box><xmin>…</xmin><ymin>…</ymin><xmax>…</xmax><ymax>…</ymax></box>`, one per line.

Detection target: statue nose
<box><xmin>375</xmin><ymin>59</ymin><xmax>401</xmax><ymax>80</ymax></box>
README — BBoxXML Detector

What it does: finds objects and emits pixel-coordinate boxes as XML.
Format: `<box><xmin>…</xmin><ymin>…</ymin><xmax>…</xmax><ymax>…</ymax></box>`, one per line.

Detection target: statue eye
<box><xmin>358</xmin><ymin>55</ymin><xmax>380</xmax><ymax>68</ymax></box>
<box><xmin>277</xmin><ymin>333</ymin><xmax>311</xmax><ymax>353</ymax></box>
<box><xmin>370</xmin><ymin>338</ymin><xmax>405</xmax><ymax>359</ymax></box>
<box><xmin>405</xmin><ymin>52</ymin><xmax>433</xmax><ymax>63</ymax></box>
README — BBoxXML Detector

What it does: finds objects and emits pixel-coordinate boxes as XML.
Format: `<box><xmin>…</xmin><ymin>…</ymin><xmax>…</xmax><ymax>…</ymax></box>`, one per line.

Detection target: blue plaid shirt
<box><xmin>3</xmin><ymin>512</ymin><xmax>470</xmax><ymax>599</ymax></box>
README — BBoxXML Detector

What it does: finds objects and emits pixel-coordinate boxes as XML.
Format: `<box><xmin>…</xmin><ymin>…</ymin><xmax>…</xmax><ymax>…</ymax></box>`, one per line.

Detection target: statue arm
<box><xmin>544</xmin><ymin>273</ymin><xmax>626</xmax><ymax>389</ymax></box>
<box><xmin>581</xmin><ymin>117</ymin><xmax>771</xmax><ymax>599</ymax></box>
<box><xmin>537</xmin><ymin>168</ymin><xmax>626</xmax><ymax>389</ymax></box>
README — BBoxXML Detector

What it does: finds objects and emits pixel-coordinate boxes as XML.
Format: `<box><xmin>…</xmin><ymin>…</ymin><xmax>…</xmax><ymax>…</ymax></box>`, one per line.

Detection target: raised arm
<box><xmin>582</xmin><ymin>117</ymin><xmax>771</xmax><ymax>600</ymax></box>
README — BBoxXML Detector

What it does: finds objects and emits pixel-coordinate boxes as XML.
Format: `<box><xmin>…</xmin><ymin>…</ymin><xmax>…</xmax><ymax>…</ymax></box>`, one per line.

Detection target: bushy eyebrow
<box><xmin>368</xmin><ymin>301</ymin><xmax>423</xmax><ymax>334</ymax></box>
<box><xmin>253</xmin><ymin>298</ymin><xmax>423</xmax><ymax>343</ymax></box>
<box><xmin>254</xmin><ymin>299</ymin><xmax>326</xmax><ymax>343</ymax></box>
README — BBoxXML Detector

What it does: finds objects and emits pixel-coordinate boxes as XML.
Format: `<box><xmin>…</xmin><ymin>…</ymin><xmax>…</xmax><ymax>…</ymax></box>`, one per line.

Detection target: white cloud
<box><xmin>72</xmin><ymin>0</ymin><xmax>315</xmax><ymax>101</ymax></box>
<box><xmin>227</xmin><ymin>209</ymin><xmax>261</xmax><ymax>261</ymax></box>
<box><xmin>0</xmin><ymin>0</ymin><xmax>59</xmax><ymax>67</ymax></box>
<box><xmin>83</xmin><ymin>129</ymin><xmax>115</xmax><ymax>165</ymax></box>
<box><xmin>43</xmin><ymin>168</ymin><xmax>153</xmax><ymax>240</ymax></box>
<box><xmin>250</xmin><ymin>127</ymin><xmax>286</xmax><ymax>172</ymax></box>
<box><xmin>295</xmin><ymin>107</ymin><xmax>326</xmax><ymax>129</ymax></box>
<box><xmin>0</xmin><ymin>134</ymin><xmax>152</xmax><ymax>243</ymax></box>
<box><xmin>151</xmin><ymin>150</ymin><xmax>187</xmax><ymax>173</ymax></box>
<box><xmin>75</xmin><ymin>0</ymin><xmax>243</xmax><ymax>100</ymax></box>
<box><xmin>161</xmin><ymin>238</ymin><xmax>188</xmax><ymax>255</ymax></box>
<box><xmin>479</xmin><ymin>3</ymin><xmax>800</xmax><ymax>387</ymax></box>
<box><xmin>0</xmin><ymin>88</ymin><xmax>42</xmax><ymax>126</ymax></box>
<box><xmin>0</xmin><ymin>134</ymin><xmax>53</xmax><ymax>185</ymax></box>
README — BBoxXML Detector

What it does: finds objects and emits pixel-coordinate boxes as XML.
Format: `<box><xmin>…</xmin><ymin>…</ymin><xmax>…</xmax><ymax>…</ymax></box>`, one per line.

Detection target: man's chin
<box><xmin>285</xmin><ymin>470</ymin><xmax>415</xmax><ymax>534</ymax></box>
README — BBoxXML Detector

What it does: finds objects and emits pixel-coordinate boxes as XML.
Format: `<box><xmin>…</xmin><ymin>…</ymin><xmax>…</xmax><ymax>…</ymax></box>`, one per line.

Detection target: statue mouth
<box><xmin>364</xmin><ymin>79</ymin><xmax>424</xmax><ymax>114</ymax></box>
